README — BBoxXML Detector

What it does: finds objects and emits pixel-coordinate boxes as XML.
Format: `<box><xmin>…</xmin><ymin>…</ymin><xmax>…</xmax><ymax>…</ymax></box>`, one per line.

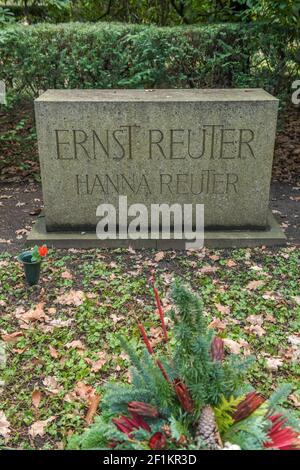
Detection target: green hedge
<box><xmin>0</xmin><ymin>22</ymin><xmax>299</xmax><ymax>102</ymax></box>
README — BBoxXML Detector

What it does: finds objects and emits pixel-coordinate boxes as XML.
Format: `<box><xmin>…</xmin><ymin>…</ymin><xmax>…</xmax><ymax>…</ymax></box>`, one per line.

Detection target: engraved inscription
<box><xmin>76</xmin><ymin>171</ymin><xmax>239</xmax><ymax>196</ymax></box>
<box><xmin>54</xmin><ymin>124</ymin><xmax>256</xmax><ymax>161</ymax></box>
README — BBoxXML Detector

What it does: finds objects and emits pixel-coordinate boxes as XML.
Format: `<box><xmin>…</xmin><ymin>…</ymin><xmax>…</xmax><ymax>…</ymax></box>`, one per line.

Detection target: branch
<box><xmin>98</xmin><ymin>0</ymin><xmax>114</xmax><ymax>20</ymax></box>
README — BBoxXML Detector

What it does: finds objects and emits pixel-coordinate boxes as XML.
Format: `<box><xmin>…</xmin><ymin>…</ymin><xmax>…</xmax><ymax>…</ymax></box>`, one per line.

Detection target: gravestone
<box><xmin>30</xmin><ymin>88</ymin><xmax>286</xmax><ymax>247</ymax></box>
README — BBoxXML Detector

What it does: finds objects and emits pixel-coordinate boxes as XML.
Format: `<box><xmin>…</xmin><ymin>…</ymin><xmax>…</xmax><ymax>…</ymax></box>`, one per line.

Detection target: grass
<box><xmin>0</xmin><ymin>246</ymin><xmax>299</xmax><ymax>449</ymax></box>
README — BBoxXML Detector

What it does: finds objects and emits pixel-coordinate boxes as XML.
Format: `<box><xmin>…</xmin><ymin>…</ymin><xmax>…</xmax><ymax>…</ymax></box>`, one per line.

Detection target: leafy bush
<box><xmin>0</xmin><ymin>21</ymin><xmax>299</xmax><ymax>106</ymax></box>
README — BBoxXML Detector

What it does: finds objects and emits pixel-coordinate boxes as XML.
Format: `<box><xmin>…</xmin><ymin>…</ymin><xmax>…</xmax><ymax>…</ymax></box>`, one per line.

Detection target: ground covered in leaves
<box><xmin>0</xmin><ymin>247</ymin><xmax>299</xmax><ymax>449</ymax></box>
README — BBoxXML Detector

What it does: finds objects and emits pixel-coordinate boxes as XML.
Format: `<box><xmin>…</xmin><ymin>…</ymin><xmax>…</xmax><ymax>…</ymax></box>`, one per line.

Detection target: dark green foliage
<box><xmin>98</xmin><ymin>338</ymin><xmax>176</xmax><ymax>421</ymax></box>
<box><xmin>4</xmin><ymin>1</ymin><xmax>300</xmax><ymax>28</ymax></box>
<box><xmin>67</xmin><ymin>280</ymin><xmax>299</xmax><ymax>450</ymax></box>
<box><xmin>0</xmin><ymin>21</ymin><xmax>299</xmax><ymax>107</ymax></box>
<box><xmin>171</xmin><ymin>280</ymin><xmax>254</xmax><ymax>409</ymax></box>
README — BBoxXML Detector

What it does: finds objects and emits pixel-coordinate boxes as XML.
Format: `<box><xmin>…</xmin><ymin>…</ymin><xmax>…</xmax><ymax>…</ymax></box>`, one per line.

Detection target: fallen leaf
<box><xmin>0</xmin><ymin>239</ymin><xmax>12</xmax><ymax>244</ymax></box>
<box><xmin>199</xmin><ymin>265</ymin><xmax>217</xmax><ymax>275</ymax></box>
<box><xmin>247</xmin><ymin>314</ymin><xmax>264</xmax><ymax>326</ymax></box>
<box><xmin>154</xmin><ymin>251</ymin><xmax>165</xmax><ymax>262</ymax></box>
<box><xmin>61</xmin><ymin>270</ymin><xmax>73</xmax><ymax>280</ymax></box>
<box><xmin>47</xmin><ymin>307</ymin><xmax>57</xmax><ymax>315</ymax></box>
<box><xmin>73</xmin><ymin>381</ymin><xmax>96</xmax><ymax>402</ymax></box>
<box><xmin>290</xmin><ymin>393</ymin><xmax>300</xmax><ymax>408</ymax></box>
<box><xmin>265</xmin><ymin>314</ymin><xmax>276</xmax><ymax>323</ymax></box>
<box><xmin>223</xmin><ymin>338</ymin><xmax>242</xmax><ymax>354</ymax></box>
<box><xmin>246</xmin><ymin>280</ymin><xmax>265</xmax><ymax>291</ymax></box>
<box><xmin>17</xmin><ymin>302</ymin><xmax>46</xmax><ymax>323</ymax></box>
<box><xmin>226</xmin><ymin>259</ymin><xmax>237</xmax><ymax>268</ymax></box>
<box><xmin>215</xmin><ymin>303</ymin><xmax>231</xmax><ymax>315</ymax></box>
<box><xmin>208</xmin><ymin>318</ymin><xmax>227</xmax><ymax>331</ymax></box>
<box><xmin>65</xmin><ymin>340</ymin><xmax>85</xmax><ymax>351</ymax></box>
<box><xmin>56</xmin><ymin>290</ymin><xmax>85</xmax><ymax>307</ymax></box>
<box><xmin>85</xmin><ymin>394</ymin><xmax>100</xmax><ymax>425</ymax></box>
<box><xmin>209</xmin><ymin>254</ymin><xmax>220</xmax><ymax>261</ymax></box>
<box><xmin>292</xmin><ymin>296</ymin><xmax>300</xmax><ymax>305</ymax></box>
<box><xmin>32</xmin><ymin>390</ymin><xmax>42</xmax><ymax>409</ymax></box>
<box><xmin>28</xmin><ymin>416</ymin><xmax>56</xmax><ymax>439</ymax></box>
<box><xmin>86</xmin><ymin>351</ymin><xmax>108</xmax><ymax>372</ymax></box>
<box><xmin>110</xmin><ymin>314</ymin><xmax>124</xmax><ymax>324</ymax></box>
<box><xmin>42</xmin><ymin>376</ymin><xmax>62</xmax><ymax>395</ymax></box>
<box><xmin>288</xmin><ymin>335</ymin><xmax>300</xmax><ymax>347</ymax></box>
<box><xmin>223</xmin><ymin>338</ymin><xmax>250</xmax><ymax>356</ymax></box>
<box><xmin>0</xmin><ymin>411</ymin><xmax>10</xmax><ymax>438</ymax></box>
<box><xmin>265</xmin><ymin>357</ymin><xmax>283</xmax><ymax>370</ymax></box>
<box><xmin>1</xmin><ymin>331</ymin><xmax>23</xmax><ymax>342</ymax></box>
<box><xmin>246</xmin><ymin>324</ymin><xmax>266</xmax><ymax>337</ymax></box>
<box><xmin>48</xmin><ymin>318</ymin><xmax>73</xmax><ymax>328</ymax></box>
<box><xmin>49</xmin><ymin>346</ymin><xmax>59</xmax><ymax>359</ymax></box>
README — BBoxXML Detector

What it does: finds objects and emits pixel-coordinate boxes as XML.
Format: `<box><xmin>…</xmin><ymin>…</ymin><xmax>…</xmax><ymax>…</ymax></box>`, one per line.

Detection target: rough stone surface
<box><xmin>27</xmin><ymin>210</ymin><xmax>286</xmax><ymax>249</ymax></box>
<box><xmin>35</xmin><ymin>89</ymin><xmax>278</xmax><ymax>231</ymax></box>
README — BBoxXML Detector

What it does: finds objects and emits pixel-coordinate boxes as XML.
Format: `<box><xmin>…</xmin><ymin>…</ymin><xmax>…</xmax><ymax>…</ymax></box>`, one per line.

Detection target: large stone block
<box><xmin>34</xmin><ymin>89</ymin><xmax>278</xmax><ymax>231</ymax></box>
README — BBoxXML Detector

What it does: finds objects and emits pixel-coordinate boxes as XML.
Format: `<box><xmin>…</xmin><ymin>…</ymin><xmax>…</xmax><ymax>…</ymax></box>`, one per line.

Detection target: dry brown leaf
<box><xmin>154</xmin><ymin>251</ymin><xmax>165</xmax><ymax>262</ymax></box>
<box><xmin>49</xmin><ymin>346</ymin><xmax>59</xmax><ymax>359</ymax></box>
<box><xmin>292</xmin><ymin>296</ymin><xmax>300</xmax><ymax>306</ymax></box>
<box><xmin>65</xmin><ymin>340</ymin><xmax>85</xmax><ymax>351</ymax></box>
<box><xmin>86</xmin><ymin>351</ymin><xmax>108</xmax><ymax>372</ymax></box>
<box><xmin>199</xmin><ymin>265</ymin><xmax>217</xmax><ymax>275</ymax></box>
<box><xmin>56</xmin><ymin>290</ymin><xmax>85</xmax><ymax>307</ymax></box>
<box><xmin>265</xmin><ymin>357</ymin><xmax>283</xmax><ymax>370</ymax></box>
<box><xmin>47</xmin><ymin>307</ymin><xmax>57</xmax><ymax>315</ymax></box>
<box><xmin>209</xmin><ymin>254</ymin><xmax>220</xmax><ymax>261</ymax></box>
<box><xmin>0</xmin><ymin>411</ymin><xmax>10</xmax><ymax>438</ymax></box>
<box><xmin>73</xmin><ymin>381</ymin><xmax>96</xmax><ymax>402</ymax></box>
<box><xmin>246</xmin><ymin>280</ymin><xmax>265</xmax><ymax>291</ymax></box>
<box><xmin>1</xmin><ymin>331</ymin><xmax>23</xmax><ymax>342</ymax></box>
<box><xmin>28</xmin><ymin>416</ymin><xmax>56</xmax><ymax>439</ymax></box>
<box><xmin>18</xmin><ymin>302</ymin><xmax>46</xmax><ymax>323</ymax></box>
<box><xmin>61</xmin><ymin>270</ymin><xmax>73</xmax><ymax>280</ymax></box>
<box><xmin>215</xmin><ymin>303</ymin><xmax>231</xmax><ymax>315</ymax></box>
<box><xmin>288</xmin><ymin>334</ymin><xmax>300</xmax><ymax>346</ymax></box>
<box><xmin>223</xmin><ymin>338</ymin><xmax>251</xmax><ymax>356</ymax></box>
<box><xmin>32</xmin><ymin>390</ymin><xmax>42</xmax><ymax>409</ymax></box>
<box><xmin>42</xmin><ymin>376</ymin><xmax>62</xmax><ymax>395</ymax></box>
<box><xmin>223</xmin><ymin>338</ymin><xmax>242</xmax><ymax>354</ymax></box>
<box><xmin>208</xmin><ymin>318</ymin><xmax>227</xmax><ymax>331</ymax></box>
<box><xmin>48</xmin><ymin>318</ymin><xmax>73</xmax><ymax>328</ymax></box>
<box><xmin>290</xmin><ymin>393</ymin><xmax>300</xmax><ymax>408</ymax></box>
<box><xmin>85</xmin><ymin>394</ymin><xmax>100</xmax><ymax>425</ymax></box>
<box><xmin>247</xmin><ymin>314</ymin><xmax>264</xmax><ymax>326</ymax></box>
<box><xmin>110</xmin><ymin>314</ymin><xmax>124</xmax><ymax>324</ymax></box>
<box><xmin>246</xmin><ymin>324</ymin><xmax>266</xmax><ymax>337</ymax></box>
<box><xmin>226</xmin><ymin>259</ymin><xmax>237</xmax><ymax>268</ymax></box>
<box><xmin>265</xmin><ymin>314</ymin><xmax>276</xmax><ymax>323</ymax></box>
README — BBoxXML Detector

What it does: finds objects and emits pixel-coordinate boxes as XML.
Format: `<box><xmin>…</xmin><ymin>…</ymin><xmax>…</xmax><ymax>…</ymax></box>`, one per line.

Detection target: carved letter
<box><xmin>76</xmin><ymin>174</ymin><xmax>89</xmax><ymax>195</ymax></box>
<box><xmin>226</xmin><ymin>173</ymin><xmax>238</xmax><ymax>193</ymax></box>
<box><xmin>187</xmin><ymin>128</ymin><xmax>206</xmax><ymax>159</ymax></box>
<box><xmin>92</xmin><ymin>130</ymin><xmax>109</xmax><ymax>159</ymax></box>
<box><xmin>220</xmin><ymin>128</ymin><xmax>235</xmax><ymax>159</ymax></box>
<box><xmin>149</xmin><ymin>129</ymin><xmax>166</xmax><ymax>159</ymax></box>
<box><xmin>160</xmin><ymin>174</ymin><xmax>173</xmax><ymax>194</ymax></box>
<box><xmin>112</xmin><ymin>129</ymin><xmax>126</xmax><ymax>160</ymax></box>
<box><xmin>238</xmin><ymin>129</ymin><xmax>255</xmax><ymax>159</ymax></box>
<box><xmin>73</xmin><ymin>130</ymin><xmax>90</xmax><ymax>159</ymax></box>
<box><xmin>55</xmin><ymin>130</ymin><xmax>71</xmax><ymax>159</ymax></box>
<box><xmin>170</xmin><ymin>129</ymin><xmax>185</xmax><ymax>159</ymax></box>
<box><xmin>120</xmin><ymin>125</ymin><xmax>140</xmax><ymax>159</ymax></box>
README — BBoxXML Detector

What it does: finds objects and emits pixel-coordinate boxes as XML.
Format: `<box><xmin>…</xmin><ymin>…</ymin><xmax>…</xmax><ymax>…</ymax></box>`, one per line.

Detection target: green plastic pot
<box><xmin>17</xmin><ymin>250</ymin><xmax>41</xmax><ymax>286</ymax></box>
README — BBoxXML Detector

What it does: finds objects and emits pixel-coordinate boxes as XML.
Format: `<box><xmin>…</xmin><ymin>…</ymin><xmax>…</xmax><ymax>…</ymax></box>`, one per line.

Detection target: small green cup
<box><xmin>17</xmin><ymin>250</ymin><xmax>41</xmax><ymax>286</ymax></box>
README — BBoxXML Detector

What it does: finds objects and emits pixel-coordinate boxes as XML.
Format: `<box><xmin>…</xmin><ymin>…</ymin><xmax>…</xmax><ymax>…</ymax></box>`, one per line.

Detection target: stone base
<box><xmin>26</xmin><ymin>210</ymin><xmax>286</xmax><ymax>249</ymax></box>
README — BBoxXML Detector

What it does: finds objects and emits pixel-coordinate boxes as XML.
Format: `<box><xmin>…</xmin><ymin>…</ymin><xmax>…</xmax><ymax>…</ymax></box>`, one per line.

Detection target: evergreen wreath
<box><xmin>68</xmin><ymin>280</ymin><xmax>300</xmax><ymax>450</ymax></box>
